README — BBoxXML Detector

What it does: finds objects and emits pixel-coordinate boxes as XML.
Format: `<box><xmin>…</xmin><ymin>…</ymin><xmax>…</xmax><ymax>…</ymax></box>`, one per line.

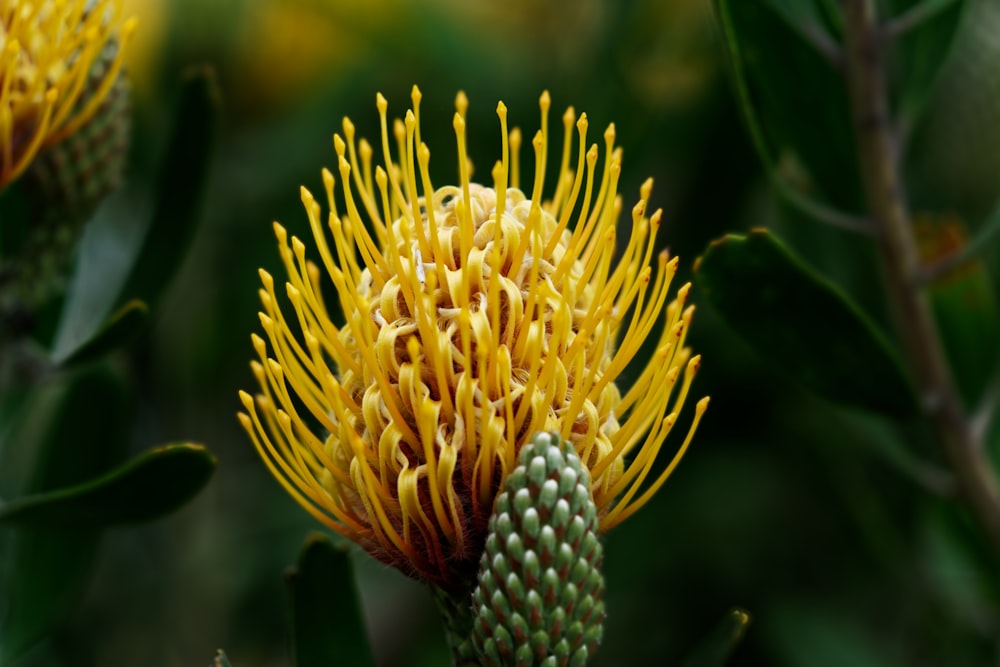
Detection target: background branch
<box><xmin>844</xmin><ymin>0</ymin><xmax>1000</xmax><ymax>559</ymax></box>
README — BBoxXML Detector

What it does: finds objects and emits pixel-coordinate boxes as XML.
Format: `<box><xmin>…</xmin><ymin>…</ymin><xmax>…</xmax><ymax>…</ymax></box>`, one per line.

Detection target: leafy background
<box><xmin>3</xmin><ymin>0</ymin><xmax>999</xmax><ymax>665</ymax></box>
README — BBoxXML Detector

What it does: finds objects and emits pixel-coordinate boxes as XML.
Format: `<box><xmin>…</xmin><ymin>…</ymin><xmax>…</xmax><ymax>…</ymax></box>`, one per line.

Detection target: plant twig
<box><xmin>715</xmin><ymin>1</ymin><xmax>876</xmax><ymax>236</ymax></box>
<box><xmin>800</xmin><ymin>21</ymin><xmax>845</xmax><ymax>70</ymax></box>
<box><xmin>764</xmin><ymin>2</ymin><xmax>844</xmax><ymax>69</ymax></box>
<box><xmin>843</xmin><ymin>0</ymin><xmax>1000</xmax><ymax>560</ymax></box>
<box><xmin>883</xmin><ymin>0</ymin><xmax>959</xmax><ymax>40</ymax></box>
<box><xmin>772</xmin><ymin>176</ymin><xmax>875</xmax><ymax>234</ymax></box>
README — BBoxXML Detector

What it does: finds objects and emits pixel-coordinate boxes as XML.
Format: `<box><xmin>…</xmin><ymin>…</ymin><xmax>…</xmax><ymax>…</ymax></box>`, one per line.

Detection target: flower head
<box><xmin>239</xmin><ymin>87</ymin><xmax>709</xmax><ymax>589</ymax></box>
<box><xmin>0</xmin><ymin>0</ymin><xmax>136</xmax><ymax>191</ymax></box>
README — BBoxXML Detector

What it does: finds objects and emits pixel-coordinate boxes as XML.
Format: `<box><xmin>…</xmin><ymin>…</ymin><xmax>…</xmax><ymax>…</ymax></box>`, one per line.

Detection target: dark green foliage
<box><xmin>0</xmin><ymin>367</ymin><xmax>129</xmax><ymax>665</ymax></box>
<box><xmin>715</xmin><ymin>0</ymin><xmax>865</xmax><ymax>216</ymax></box>
<box><xmin>3</xmin><ymin>1</ymin><xmax>998</xmax><ymax>665</ymax></box>
<box><xmin>54</xmin><ymin>299</ymin><xmax>149</xmax><ymax>367</ymax></box>
<box><xmin>680</xmin><ymin>608</ymin><xmax>752</xmax><ymax>667</ymax></box>
<box><xmin>285</xmin><ymin>534</ymin><xmax>376</xmax><ymax>667</ymax></box>
<box><xmin>0</xmin><ymin>443</ymin><xmax>215</xmax><ymax>528</ymax></box>
<box><xmin>50</xmin><ymin>68</ymin><xmax>219</xmax><ymax>361</ymax></box>
<box><xmin>694</xmin><ymin>229</ymin><xmax>918</xmax><ymax>416</ymax></box>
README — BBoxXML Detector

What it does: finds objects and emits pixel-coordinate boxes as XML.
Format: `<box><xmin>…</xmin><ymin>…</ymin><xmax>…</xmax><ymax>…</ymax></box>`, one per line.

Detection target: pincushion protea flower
<box><xmin>0</xmin><ymin>0</ymin><xmax>135</xmax><ymax>191</ymax></box>
<box><xmin>238</xmin><ymin>87</ymin><xmax>709</xmax><ymax>591</ymax></box>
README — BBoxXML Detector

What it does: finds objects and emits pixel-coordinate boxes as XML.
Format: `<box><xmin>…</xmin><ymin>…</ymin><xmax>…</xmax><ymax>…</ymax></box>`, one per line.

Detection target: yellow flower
<box><xmin>239</xmin><ymin>88</ymin><xmax>709</xmax><ymax>588</ymax></box>
<box><xmin>0</xmin><ymin>0</ymin><xmax>136</xmax><ymax>190</ymax></box>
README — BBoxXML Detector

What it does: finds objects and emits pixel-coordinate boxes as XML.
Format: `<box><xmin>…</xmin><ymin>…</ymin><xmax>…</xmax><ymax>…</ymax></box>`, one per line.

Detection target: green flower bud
<box><xmin>472</xmin><ymin>431</ymin><xmax>605</xmax><ymax>666</ymax></box>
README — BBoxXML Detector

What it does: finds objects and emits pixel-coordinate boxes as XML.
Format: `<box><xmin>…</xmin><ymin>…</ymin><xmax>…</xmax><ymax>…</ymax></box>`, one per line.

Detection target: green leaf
<box><xmin>285</xmin><ymin>533</ymin><xmax>375</xmax><ymax>667</ymax></box>
<box><xmin>762</xmin><ymin>0</ymin><xmax>840</xmax><ymax>49</ymax></box>
<box><xmin>762</xmin><ymin>602</ymin><xmax>908</xmax><ymax>667</ymax></box>
<box><xmin>915</xmin><ymin>166</ymin><xmax>1000</xmax><ymax>274</ymax></box>
<box><xmin>694</xmin><ymin>229</ymin><xmax>919</xmax><ymax>416</ymax></box>
<box><xmin>904</xmin><ymin>0</ymin><xmax>1000</xmax><ymax>221</ymax></box>
<box><xmin>891</xmin><ymin>0</ymin><xmax>966</xmax><ymax>132</ymax></box>
<box><xmin>213</xmin><ymin>650</ymin><xmax>234</xmax><ymax>667</ymax></box>
<box><xmin>117</xmin><ymin>67</ymin><xmax>219</xmax><ymax>309</ymax></box>
<box><xmin>680</xmin><ymin>608</ymin><xmax>752</xmax><ymax>667</ymax></box>
<box><xmin>921</xmin><ymin>500</ymin><xmax>1000</xmax><ymax>624</ymax></box>
<box><xmin>50</xmin><ymin>68</ymin><xmax>219</xmax><ymax>361</ymax></box>
<box><xmin>715</xmin><ymin>0</ymin><xmax>866</xmax><ymax>220</ymax></box>
<box><xmin>1</xmin><ymin>366</ymin><xmax>130</xmax><ymax>664</ymax></box>
<box><xmin>0</xmin><ymin>443</ymin><xmax>215</xmax><ymax>527</ymax></box>
<box><xmin>0</xmin><ymin>183</ymin><xmax>32</xmax><ymax>258</ymax></box>
<box><xmin>914</xmin><ymin>215</ymin><xmax>1000</xmax><ymax>408</ymax></box>
<box><xmin>52</xmin><ymin>299</ymin><xmax>149</xmax><ymax>366</ymax></box>
<box><xmin>1</xmin><ymin>528</ymin><xmax>102</xmax><ymax>667</ymax></box>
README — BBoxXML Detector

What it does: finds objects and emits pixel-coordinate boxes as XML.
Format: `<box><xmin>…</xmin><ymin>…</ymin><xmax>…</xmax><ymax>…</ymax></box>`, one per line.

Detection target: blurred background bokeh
<box><xmin>4</xmin><ymin>0</ymin><xmax>999</xmax><ymax>665</ymax></box>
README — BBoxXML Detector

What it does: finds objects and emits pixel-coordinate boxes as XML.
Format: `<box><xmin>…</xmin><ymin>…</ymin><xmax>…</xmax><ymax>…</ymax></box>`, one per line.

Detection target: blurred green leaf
<box><xmin>1</xmin><ymin>528</ymin><xmax>101</xmax><ymax>667</ymax></box>
<box><xmin>680</xmin><ymin>608</ymin><xmax>752</xmax><ymax>667</ymax></box>
<box><xmin>920</xmin><ymin>180</ymin><xmax>1000</xmax><ymax>275</ymax></box>
<box><xmin>52</xmin><ymin>299</ymin><xmax>149</xmax><ymax>367</ymax></box>
<box><xmin>694</xmin><ymin>229</ymin><xmax>918</xmax><ymax>416</ymax></box>
<box><xmin>903</xmin><ymin>0</ymin><xmax>1000</xmax><ymax>222</ymax></box>
<box><xmin>119</xmin><ymin>67</ymin><xmax>219</xmax><ymax>309</ymax></box>
<box><xmin>213</xmin><ymin>649</ymin><xmax>234</xmax><ymax>667</ymax></box>
<box><xmin>0</xmin><ymin>443</ymin><xmax>215</xmax><ymax>528</ymax></box>
<box><xmin>285</xmin><ymin>533</ymin><xmax>375</xmax><ymax>667</ymax></box>
<box><xmin>0</xmin><ymin>184</ymin><xmax>31</xmax><ymax>258</ymax></box>
<box><xmin>915</xmin><ymin>218</ymin><xmax>1000</xmax><ymax>409</ymax></box>
<box><xmin>762</xmin><ymin>0</ymin><xmax>839</xmax><ymax>48</ymax></box>
<box><xmin>891</xmin><ymin>0</ymin><xmax>965</xmax><ymax>132</ymax></box>
<box><xmin>921</xmin><ymin>500</ymin><xmax>1000</xmax><ymax>625</ymax></box>
<box><xmin>763</xmin><ymin>602</ymin><xmax>908</xmax><ymax>667</ymax></box>
<box><xmin>715</xmin><ymin>0</ymin><xmax>865</xmax><ymax>219</ymax></box>
<box><xmin>0</xmin><ymin>384</ymin><xmax>32</xmax><ymax>455</ymax></box>
<box><xmin>1</xmin><ymin>366</ymin><xmax>130</xmax><ymax>665</ymax></box>
<box><xmin>50</xmin><ymin>68</ymin><xmax>219</xmax><ymax>361</ymax></box>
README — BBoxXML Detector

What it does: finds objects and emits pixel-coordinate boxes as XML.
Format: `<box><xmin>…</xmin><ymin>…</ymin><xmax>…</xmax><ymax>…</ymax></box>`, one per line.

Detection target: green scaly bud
<box><xmin>472</xmin><ymin>431</ymin><xmax>606</xmax><ymax>666</ymax></box>
<box><xmin>24</xmin><ymin>41</ymin><xmax>131</xmax><ymax>228</ymax></box>
<box><xmin>0</xmin><ymin>41</ymin><xmax>130</xmax><ymax>337</ymax></box>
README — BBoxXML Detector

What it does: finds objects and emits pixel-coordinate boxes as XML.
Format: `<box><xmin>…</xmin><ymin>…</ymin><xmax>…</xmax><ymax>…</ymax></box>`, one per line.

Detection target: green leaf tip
<box><xmin>122</xmin><ymin>68</ymin><xmax>218</xmax><ymax>310</ymax></box>
<box><xmin>49</xmin><ymin>68</ymin><xmax>220</xmax><ymax>363</ymax></box>
<box><xmin>471</xmin><ymin>431</ymin><xmax>605</xmax><ymax>666</ymax></box>
<box><xmin>213</xmin><ymin>649</ymin><xmax>234</xmax><ymax>667</ymax></box>
<box><xmin>694</xmin><ymin>229</ymin><xmax>919</xmax><ymax>417</ymax></box>
<box><xmin>0</xmin><ymin>443</ymin><xmax>216</xmax><ymax>527</ymax></box>
<box><xmin>285</xmin><ymin>532</ymin><xmax>375</xmax><ymax>667</ymax></box>
<box><xmin>55</xmin><ymin>299</ymin><xmax>150</xmax><ymax>365</ymax></box>
<box><xmin>680</xmin><ymin>607</ymin><xmax>752</xmax><ymax>667</ymax></box>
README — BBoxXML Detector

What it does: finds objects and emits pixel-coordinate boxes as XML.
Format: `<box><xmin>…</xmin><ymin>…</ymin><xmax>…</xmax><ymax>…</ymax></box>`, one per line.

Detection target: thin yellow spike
<box><xmin>411</xmin><ymin>85</ymin><xmax>423</xmax><ymax>147</ymax></box>
<box><xmin>496</xmin><ymin>102</ymin><xmax>509</xmax><ymax>220</ymax></box>
<box><xmin>535</xmin><ymin>90</ymin><xmax>551</xmax><ymax>203</ymax></box>
<box><xmin>404</xmin><ymin>110</ymin><xmax>431</xmax><ymax>261</ymax></box>
<box><xmin>241</xmin><ymin>90</ymin><xmax>709</xmax><ymax>589</ymax></box>
<box><xmin>453</xmin><ymin>111</ymin><xmax>474</xmax><ymax>259</ymax></box>
<box><xmin>509</xmin><ymin>127</ymin><xmax>522</xmax><ymax>189</ymax></box>
<box><xmin>549</xmin><ymin>105</ymin><xmax>575</xmax><ymax>216</ymax></box>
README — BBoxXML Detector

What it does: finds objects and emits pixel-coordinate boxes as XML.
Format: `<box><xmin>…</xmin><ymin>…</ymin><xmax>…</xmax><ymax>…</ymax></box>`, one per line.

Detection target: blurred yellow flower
<box><xmin>0</xmin><ymin>0</ymin><xmax>135</xmax><ymax>190</ymax></box>
<box><xmin>239</xmin><ymin>87</ymin><xmax>708</xmax><ymax>588</ymax></box>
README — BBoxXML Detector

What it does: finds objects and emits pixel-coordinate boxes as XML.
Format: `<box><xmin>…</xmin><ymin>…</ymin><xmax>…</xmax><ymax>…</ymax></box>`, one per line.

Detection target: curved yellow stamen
<box><xmin>1</xmin><ymin>1</ymin><xmax>133</xmax><ymax>189</ymax></box>
<box><xmin>243</xmin><ymin>89</ymin><xmax>709</xmax><ymax>587</ymax></box>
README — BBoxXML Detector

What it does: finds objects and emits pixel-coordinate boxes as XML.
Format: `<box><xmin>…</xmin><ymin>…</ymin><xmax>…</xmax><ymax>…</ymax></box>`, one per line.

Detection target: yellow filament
<box><xmin>1</xmin><ymin>1</ymin><xmax>133</xmax><ymax>189</ymax></box>
<box><xmin>243</xmin><ymin>89</ymin><xmax>708</xmax><ymax>587</ymax></box>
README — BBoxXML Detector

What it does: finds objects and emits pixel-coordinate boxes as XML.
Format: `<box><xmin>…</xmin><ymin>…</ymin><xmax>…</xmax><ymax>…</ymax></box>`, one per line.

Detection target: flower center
<box><xmin>239</xmin><ymin>88</ymin><xmax>710</xmax><ymax>588</ymax></box>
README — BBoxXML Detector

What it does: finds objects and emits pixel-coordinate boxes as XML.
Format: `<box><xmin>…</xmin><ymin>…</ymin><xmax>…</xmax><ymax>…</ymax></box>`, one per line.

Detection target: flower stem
<box><xmin>430</xmin><ymin>583</ymin><xmax>479</xmax><ymax>666</ymax></box>
<box><xmin>843</xmin><ymin>0</ymin><xmax>1000</xmax><ymax>559</ymax></box>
